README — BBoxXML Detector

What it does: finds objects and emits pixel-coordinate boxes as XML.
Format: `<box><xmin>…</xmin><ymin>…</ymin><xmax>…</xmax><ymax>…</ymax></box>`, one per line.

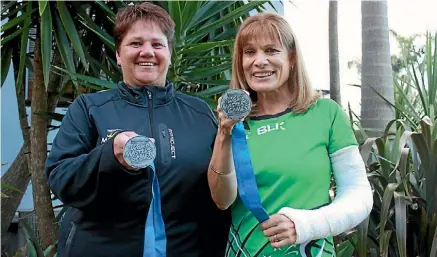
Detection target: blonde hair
<box><xmin>231</xmin><ymin>13</ymin><xmax>320</xmax><ymax>114</ymax></box>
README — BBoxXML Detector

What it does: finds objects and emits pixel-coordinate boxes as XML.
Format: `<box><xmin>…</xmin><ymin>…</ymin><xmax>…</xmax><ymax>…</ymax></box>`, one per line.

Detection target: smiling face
<box><xmin>116</xmin><ymin>20</ymin><xmax>171</xmax><ymax>87</ymax></box>
<box><xmin>242</xmin><ymin>38</ymin><xmax>292</xmax><ymax>93</ymax></box>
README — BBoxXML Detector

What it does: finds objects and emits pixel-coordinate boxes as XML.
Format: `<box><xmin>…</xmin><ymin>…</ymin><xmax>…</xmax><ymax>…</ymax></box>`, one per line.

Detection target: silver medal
<box><xmin>220</xmin><ymin>89</ymin><xmax>252</xmax><ymax>121</ymax></box>
<box><xmin>123</xmin><ymin>136</ymin><xmax>156</xmax><ymax>169</ymax></box>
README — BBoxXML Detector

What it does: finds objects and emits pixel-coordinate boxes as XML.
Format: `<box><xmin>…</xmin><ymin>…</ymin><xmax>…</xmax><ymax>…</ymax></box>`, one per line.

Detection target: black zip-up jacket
<box><xmin>46</xmin><ymin>82</ymin><xmax>230</xmax><ymax>257</ymax></box>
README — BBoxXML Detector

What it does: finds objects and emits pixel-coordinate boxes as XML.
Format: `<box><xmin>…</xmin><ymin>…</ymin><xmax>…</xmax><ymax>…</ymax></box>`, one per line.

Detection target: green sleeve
<box><xmin>327</xmin><ymin>100</ymin><xmax>358</xmax><ymax>154</ymax></box>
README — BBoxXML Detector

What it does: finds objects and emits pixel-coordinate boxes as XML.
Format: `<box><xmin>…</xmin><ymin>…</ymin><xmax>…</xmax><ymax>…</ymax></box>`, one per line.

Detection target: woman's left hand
<box><xmin>260</xmin><ymin>214</ymin><xmax>296</xmax><ymax>248</ymax></box>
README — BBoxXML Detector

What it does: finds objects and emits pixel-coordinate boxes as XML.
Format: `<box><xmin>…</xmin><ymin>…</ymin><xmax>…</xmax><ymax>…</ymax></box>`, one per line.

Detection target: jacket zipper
<box><xmin>65</xmin><ymin>222</ymin><xmax>76</xmax><ymax>257</ymax></box>
<box><xmin>147</xmin><ymin>91</ymin><xmax>156</xmax><ymax>143</ymax></box>
<box><xmin>147</xmin><ymin>90</ymin><xmax>160</xmax><ymax>168</ymax></box>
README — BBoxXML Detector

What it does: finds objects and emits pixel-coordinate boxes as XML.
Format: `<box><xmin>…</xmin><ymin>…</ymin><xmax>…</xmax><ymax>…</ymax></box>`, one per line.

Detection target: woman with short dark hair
<box><xmin>46</xmin><ymin>3</ymin><xmax>230</xmax><ymax>257</ymax></box>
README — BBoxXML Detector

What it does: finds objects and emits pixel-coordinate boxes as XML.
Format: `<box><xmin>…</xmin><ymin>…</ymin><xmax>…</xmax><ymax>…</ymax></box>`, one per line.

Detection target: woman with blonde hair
<box><xmin>208</xmin><ymin>13</ymin><xmax>373</xmax><ymax>256</ymax></box>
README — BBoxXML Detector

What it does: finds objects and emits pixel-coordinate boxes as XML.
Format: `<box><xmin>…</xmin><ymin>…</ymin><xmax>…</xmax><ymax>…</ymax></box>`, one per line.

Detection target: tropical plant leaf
<box><xmin>1</xmin><ymin>181</ymin><xmax>23</xmax><ymax>194</ymax></box>
<box><xmin>21</xmin><ymin>220</ymin><xmax>44</xmax><ymax>257</ymax></box>
<box><xmin>394</xmin><ymin>191</ymin><xmax>407</xmax><ymax>257</ymax></box>
<box><xmin>336</xmin><ymin>239</ymin><xmax>355</xmax><ymax>257</ymax></box>
<box><xmin>94</xmin><ymin>1</ymin><xmax>116</xmax><ymax>22</ymax></box>
<box><xmin>54</xmin><ymin>66</ymin><xmax>117</xmax><ymax>89</ymax></box>
<box><xmin>357</xmin><ymin>216</ymin><xmax>370</xmax><ymax>257</ymax></box>
<box><xmin>1</xmin><ymin>47</ymin><xmax>12</xmax><ymax>86</ymax></box>
<box><xmin>73</xmin><ymin>2</ymin><xmax>115</xmax><ymax>51</ymax></box>
<box><xmin>17</xmin><ymin>2</ymin><xmax>32</xmax><ymax>91</ymax></box>
<box><xmin>38</xmin><ymin>0</ymin><xmax>48</xmax><ymax>16</ymax></box>
<box><xmin>40</xmin><ymin>2</ymin><xmax>52</xmax><ymax>88</ymax></box>
<box><xmin>178</xmin><ymin>40</ymin><xmax>234</xmax><ymax>55</ymax></box>
<box><xmin>53</xmin><ymin>11</ymin><xmax>77</xmax><ymax>88</ymax></box>
<box><xmin>381</xmin><ymin>230</ymin><xmax>393</xmax><ymax>257</ymax></box>
<box><xmin>185</xmin><ymin>1</ymin><xmax>236</xmax><ymax>32</ymax></box>
<box><xmin>1</xmin><ymin>27</ymin><xmax>25</xmax><ymax>46</ymax></box>
<box><xmin>0</xmin><ymin>13</ymin><xmax>26</xmax><ymax>32</ymax></box>
<box><xmin>57</xmin><ymin>1</ymin><xmax>89</xmax><ymax>70</ymax></box>
<box><xmin>380</xmin><ymin>183</ymin><xmax>399</xmax><ymax>244</ymax></box>
<box><xmin>430</xmin><ymin>217</ymin><xmax>437</xmax><ymax>257</ymax></box>
<box><xmin>185</xmin><ymin>1</ymin><xmax>267</xmax><ymax>43</ymax></box>
<box><xmin>43</xmin><ymin>244</ymin><xmax>56</xmax><ymax>257</ymax></box>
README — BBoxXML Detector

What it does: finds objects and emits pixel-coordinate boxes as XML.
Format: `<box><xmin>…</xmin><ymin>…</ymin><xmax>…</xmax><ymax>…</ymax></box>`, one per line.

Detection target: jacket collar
<box><xmin>118</xmin><ymin>81</ymin><xmax>175</xmax><ymax>107</ymax></box>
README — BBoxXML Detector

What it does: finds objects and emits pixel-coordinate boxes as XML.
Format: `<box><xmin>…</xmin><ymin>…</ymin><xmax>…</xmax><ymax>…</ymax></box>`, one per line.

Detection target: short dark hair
<box><xmin>114</xmin><ymin>2</ymin><xmax>175</xmax><ymax>52</ymax></box>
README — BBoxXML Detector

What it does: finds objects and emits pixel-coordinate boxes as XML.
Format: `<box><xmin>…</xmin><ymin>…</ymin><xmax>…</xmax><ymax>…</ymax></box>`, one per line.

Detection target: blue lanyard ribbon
<box><xmin>231</xmin><ymin>122</ymin><xmax>269</xmax><ymax>222</ymax></box>
<box><xmin>143</xmin><ymin>163</ymin><xmax>166</xmax><ymax>257</ymax></box>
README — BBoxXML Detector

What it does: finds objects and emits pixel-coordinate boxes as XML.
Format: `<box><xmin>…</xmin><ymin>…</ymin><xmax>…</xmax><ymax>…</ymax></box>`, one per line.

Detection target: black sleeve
<box><xmin>45</xmin><ymin>95</ymin><xmax>132</xmax><ymax>209</ymax></box>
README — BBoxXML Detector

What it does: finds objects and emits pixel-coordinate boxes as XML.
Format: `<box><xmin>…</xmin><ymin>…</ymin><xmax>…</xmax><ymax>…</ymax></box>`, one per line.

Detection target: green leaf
<box><xmin>393</xmin><ymin>77</ymin><xmax>422</xmax><ymax>122</ymax></box>
<box><xmin>357</xmin><ymin>216</ymin><xmax>370</xmax><ymax>257</ymax></box>
<box><xmin>17</xmin><ymin>2</ymin><xmax>32</xmax><ymax>91</ymax></box>
<box><xmin>1</xmin><ymin>47</ymin><xmax>12</xmax><ymax>86</ymax></box>
<box><xmin>0</xmin><ymin>1</ymin><xmax>19</xmax><ymax>17</ymax></box>
<box><xmin>89</xmin><ymin>57</ymin><xmax>120</xmax><ymax>83</ymax></box>
<box><xmin>381</xmin><ymin>230</ymin><xmax>393</xmax><ymax>257</ymax></box>
<box><xmin>185</xmin><ymin>1</ymin><xmax>235</xmax><ymax>31</ymax></box>
<box><xmin>0</xmin><ymin>14</ymin><xmax>26</xmax><ymax>32</ymax></box>
<box><xmin>38</xmin><ymin>0</ymin><xmax>48</xmax><ymax>16</ymax></box>
<box><xmin>380</xmin><ymin>183</ymin><xmax>399</xmax><ymax>246</ymax></box>
<box><xmin>21</xmin><ymin>220</ymin><xmax>44</xmax><ymax>257</ymax></box>
<box><xmin>181</xmin><ymin>54</ymin><xmax>232</xmax><ymax>60</ymax></box>
<box><xmin>53</xmin><ymin>11</ymin><xmax>77</xmax><ymax>88</ymax></box>
<box><xmin>184</xmin><ymin>92</ymin><xmax>218</xmax><ymax>111</ymax></box>
<box><xmin>394</xmin><ymin>191</ymin><xmax>407</xmax><ymax>257</ymax></box>
<box><xmin>178</xmin><ymin>40</ymin><xmax>234</xmax><ymax>55</ymax></box>
<box><xmin>1</xmin><ymin>2</ymin><xmax>30</xmax><ymax>20</ymax></box>
<box><xmin>430</xmin><ymin>218</ymin><xmax>437</xmax><ymax>257</ymax></box>
<box><xmin>211</xmin><ymin>27</ymin><xmax>238</xmax><ymax>41</ymax></box>
<box><xmin>57</xmin><ymin>1</ymin><xmax>89</xmax><ymax>70</ymax></box>
<box><xmin>181</xmin><ymin>1</ymin><xmax>200</xmax><ymax>31</ymax></box>
<box><xmin>182</xmin><ymin>63</ymin><xmax>230</xmax><ymax>80</ymax></box>
<box><xmin>73</xmin><ymin>2</ymin><xmax>115</xmax><ymax>51</ymax></box>
<box><xmin>360</xmin><ymin>137</ymin><xmax>378</xmax><ymax>163</ymax></box>
<box><xmin>26</xmin><ymin>239</ymin><xmax>38</xmax><ymax>257</ymax></box>
<box><xmin>169</xmin><ymin>1</ymin><xmax>182</xmax><ymax>43</ymax></box>
<box><xmin>43</xmin><ymin>244</ymin><xmax>55</xmax><ymax>257</ymax></box>
<box><xmin>335</xmin><ymin>239</ymin><xmax>355</xmax><ymax>257</ymax></box>
<box><xmin>194</xmin><ymin>84</ymin><xmax>229</xmax><ymax>97</ymax></box>
<box><xmin>94</xmin><ymin>1</ymin><xmax>116</xmax><ymax>22</ymax></box>
<box><xmin>1</xmin><ymin>27</ymin><xmax>24</xmax><ymax>46</ymax></box>
<box><xmin>398</xmin><ymin>148</ymin><xmax>412</xmax><ymax>199</ymax></box>
<box><xmin>1</xmin><ymin>181</ymin><xmax>23</xmax><ymax>194</ymax></box>
<box><xmin>426</xmin><ymin>33</ymin><xmax>436</xmax><ymax>112</ymax></box>
<box><xmin>409</xmin><ymin>62</ymin><xmax>429</xmax><ymax>116</ymax></box>
<box><xmin>40</xmin><ymin>3</ymin><xmax>52</xmax><ymax>89</ymax></box>
<box><xmin>185</xmin><ymin>1</ymin><xmax>268</xmax><ymax>43</ymax></box>
<box><xmin>54</xmin><ymin>66</ymin><xmax>117</xmax><ymax>89</ymax></box>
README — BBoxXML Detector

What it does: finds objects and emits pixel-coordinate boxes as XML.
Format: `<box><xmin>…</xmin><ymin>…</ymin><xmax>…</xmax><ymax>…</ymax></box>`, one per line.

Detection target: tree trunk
<box><xmin>1</xmin><ymin>36</ymin><xmax>32</xmax><ymax>254</ymax></box>
<box><xmin>361</xmin><ymin>1</ymin><xmax>395</xmax><ymax>137</ymax></box>
<box><xmin>30</xmin><ymin>24</ymin><xmax>58</xmax><ymax>251</ymax></box>
<box><xmin>1</xmin><ymin>47</ymin><xmax>64</xmax><ymax>253</ymax></box>
<box><xmin>329</xmin><ymin>0</ymin><xmax>341</xmax><ymax>106</ymax></box>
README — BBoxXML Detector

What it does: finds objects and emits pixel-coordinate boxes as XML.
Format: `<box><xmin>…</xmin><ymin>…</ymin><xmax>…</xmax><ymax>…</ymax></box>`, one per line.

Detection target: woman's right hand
<box><xmin>113</xmin><ymin>131</ymin><xmax>139</xmax><ymax>170</ymax></box>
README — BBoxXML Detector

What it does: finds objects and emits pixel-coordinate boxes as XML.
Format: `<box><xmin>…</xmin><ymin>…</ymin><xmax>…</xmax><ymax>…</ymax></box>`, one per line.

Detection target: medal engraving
<box><xmin>123</xmin><ymin>136</ymin><xmax>156</xmax><ymax>169</ymax></box>
<box><xmin>220</xmin><ymin>89</ymin><xmax>252</xmax><ymax>120</ymax></box>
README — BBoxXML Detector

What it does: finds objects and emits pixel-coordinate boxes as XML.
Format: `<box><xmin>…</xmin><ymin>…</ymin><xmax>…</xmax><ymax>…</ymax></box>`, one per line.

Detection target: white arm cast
<box><xmin>278</xmin><ymin>145</ymin><xmax>373</xmax><ymax>244</ymax></box>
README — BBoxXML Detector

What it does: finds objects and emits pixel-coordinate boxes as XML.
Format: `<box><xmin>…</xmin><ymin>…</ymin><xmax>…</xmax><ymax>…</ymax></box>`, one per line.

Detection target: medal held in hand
<box><xmin>123</xmin><ymin>135</ymin><xmax>156</xmax><ymax>169</ymax></box>
<box><xmin>220</xmin><ymin>89</ymin><xmax>252</xmax><ymax>121</ymax></box>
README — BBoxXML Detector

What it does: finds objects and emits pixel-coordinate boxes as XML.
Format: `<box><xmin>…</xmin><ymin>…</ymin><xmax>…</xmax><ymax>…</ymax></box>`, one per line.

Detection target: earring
<box><xmin>117</xmin><ymin>63</ymin><xmax>121</xmax><ymax>68</ymax></box>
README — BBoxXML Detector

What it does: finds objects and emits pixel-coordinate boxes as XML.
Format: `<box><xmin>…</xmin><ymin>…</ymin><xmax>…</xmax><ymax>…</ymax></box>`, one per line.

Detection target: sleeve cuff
<box><xmin>99</xmin><ymin>135</ymin><xmax>142</xmax><ymax>176</ymax></box>
<box><xmin>278</xmin><ymin>207</ymin><xmax>314</xmax><ymax>244</ymax></box>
